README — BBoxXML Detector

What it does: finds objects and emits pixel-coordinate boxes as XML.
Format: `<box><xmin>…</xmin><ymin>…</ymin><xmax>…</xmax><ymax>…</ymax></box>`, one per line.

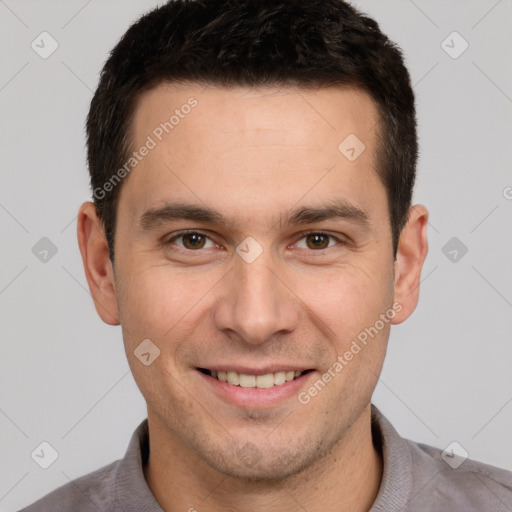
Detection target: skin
<box><xmin>77</xmin><ymin>83</ymin><xmax>428</xmax><ymax>511</ymax></box>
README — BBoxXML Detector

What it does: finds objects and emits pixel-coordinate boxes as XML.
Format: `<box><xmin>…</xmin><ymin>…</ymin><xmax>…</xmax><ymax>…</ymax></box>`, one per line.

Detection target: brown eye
<box><xmin>181</xmin><ymin>233</ymin><xmax>207</xmax><ymax>249</ymax></box>
<box><xmin>305</xmin><ymin>233</ymin><xmax>331</xmax><ymax>250</ymax></box>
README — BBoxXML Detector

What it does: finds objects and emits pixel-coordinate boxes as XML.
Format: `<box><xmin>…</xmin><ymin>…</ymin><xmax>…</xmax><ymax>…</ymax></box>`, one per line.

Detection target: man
<box><xmin>21</xmin><ymin>0</ymin><xmax>512</xmax><ymax>510</ymax></box>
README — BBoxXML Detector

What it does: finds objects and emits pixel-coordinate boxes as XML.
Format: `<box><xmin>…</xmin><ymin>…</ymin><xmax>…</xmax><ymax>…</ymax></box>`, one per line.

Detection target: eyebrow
<box><xmin>138</xmin><ymin>199</ymin><xmax>370</xmax><ymax>231</ymax></box>
<box><xmin>138</xmin><ymin>203</ymin><xmax>227</xmax><ymax>230</ymax></box>
<box><xmin>283</xmin><ymin>201</ymin><xmax>369</xmax><ymax>227</ymax></box>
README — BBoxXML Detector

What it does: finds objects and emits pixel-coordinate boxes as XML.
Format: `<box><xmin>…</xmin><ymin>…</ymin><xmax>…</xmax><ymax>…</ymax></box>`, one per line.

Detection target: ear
<box><xmin>391</xmin><ymin>204</ymin><xmax>429</xmax><ymax>324</ymax></box>
<box><xmin>76</xmin><ymin>201</ymin><xmax>120</xmax><ymax>325</ymax></box>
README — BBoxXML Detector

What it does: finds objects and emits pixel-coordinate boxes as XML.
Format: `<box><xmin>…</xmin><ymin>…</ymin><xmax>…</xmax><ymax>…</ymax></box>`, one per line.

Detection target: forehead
<box><xmin>131</xmin><ymin>82</ymin><xmax>379</xmax><ymax>151</ymax></box>
<box><xmin>120</xmin><ymin>83</ymin><xmax>385</xmax><ymax>227</ymax></box>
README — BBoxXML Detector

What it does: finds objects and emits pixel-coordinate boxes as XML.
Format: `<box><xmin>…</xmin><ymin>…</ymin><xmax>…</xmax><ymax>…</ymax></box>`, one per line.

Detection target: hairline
<box><xmin>107</xmin><ymin>79</ymin><xmax>394</xmax><ymax>260</ymax></box>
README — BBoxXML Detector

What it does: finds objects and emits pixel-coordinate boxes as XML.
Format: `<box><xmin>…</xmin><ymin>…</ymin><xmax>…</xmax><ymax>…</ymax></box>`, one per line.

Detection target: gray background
<box><xmin>1</xmin><ymin>0</ymin><xmax>511</xmax><ymax>510</ymax></box>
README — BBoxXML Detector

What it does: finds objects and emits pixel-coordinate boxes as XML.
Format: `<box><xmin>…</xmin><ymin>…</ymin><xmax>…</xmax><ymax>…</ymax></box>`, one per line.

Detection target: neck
<box><xmin>144</xmin><ymin>404</ymin><xmax>382</xmax><ymax>512</ymax></box>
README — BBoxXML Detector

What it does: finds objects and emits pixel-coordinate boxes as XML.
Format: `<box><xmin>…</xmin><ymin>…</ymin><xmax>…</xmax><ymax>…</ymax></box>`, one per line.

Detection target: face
<box><xmin>80</xmin><ymin>83</ymin><xmax>425</xmax><ymax>480</ymax></box>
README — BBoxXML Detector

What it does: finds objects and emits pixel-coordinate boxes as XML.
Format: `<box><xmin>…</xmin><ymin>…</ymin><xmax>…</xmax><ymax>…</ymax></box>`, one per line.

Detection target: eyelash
<box><xmin>164</xmin><ymin>230</ymin><xmax>345</xmax><ymax>252</ymax></box>
<box><xmin>165</xmin><ymin>230</ymin><xmax>218</xmax><ymax>251</ymax></box>
<box><xmin>294</xmin><ymin>230</ymin><xmax>343</xmax><ymax>251</ymax></box>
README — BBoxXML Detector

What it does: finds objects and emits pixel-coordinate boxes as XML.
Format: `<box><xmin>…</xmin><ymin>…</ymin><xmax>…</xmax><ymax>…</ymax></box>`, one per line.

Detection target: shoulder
<box><xmin>406</xmin><ymin>439</ymin><xmax>512</xmax><ymax>510</ymax></box>
<box><xmin>18</xmin><ymin>460</ymin><xmax>119</xmax><ymax>512</ymax></box>
<box><xmin>370</xmin><ymin>405</ymin><xmax>512</xmax><ymax>511</ymax></box>
<box><xmin>19</xmin><ymin>419</ymin><xmax>157</xmax><ymax>512</ymax></box>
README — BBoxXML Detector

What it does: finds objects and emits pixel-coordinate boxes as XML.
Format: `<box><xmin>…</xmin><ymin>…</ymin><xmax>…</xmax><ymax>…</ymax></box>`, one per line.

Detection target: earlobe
<box><xmin>76</xmin><ymin>201</ymin><xmax>120</xmax><ymax>326</ymax></box>
<box><xmin>391</xmin><ymin>204</ymin><xmax>429</xmax><ymax>325</ymax></box>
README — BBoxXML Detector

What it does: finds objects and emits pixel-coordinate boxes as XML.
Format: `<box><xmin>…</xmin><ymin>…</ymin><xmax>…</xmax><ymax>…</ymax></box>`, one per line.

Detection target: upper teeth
<box><xmin>212</xmin><ymin>370</ymin><xmax>302</xmax><ymax>388</ymax></box>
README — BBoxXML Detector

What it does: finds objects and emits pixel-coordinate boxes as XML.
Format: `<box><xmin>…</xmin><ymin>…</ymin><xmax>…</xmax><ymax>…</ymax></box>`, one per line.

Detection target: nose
<box><xmin>213</xmin><ymin>253</ymin><xmax>300</xmax><ymax>345</ymax></box>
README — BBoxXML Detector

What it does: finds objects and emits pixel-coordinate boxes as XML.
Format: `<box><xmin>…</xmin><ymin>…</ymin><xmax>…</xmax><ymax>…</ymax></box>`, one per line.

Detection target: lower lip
<box><xmin>197</xmin><ymin>370</ymin><xmax>315</xmax><ymax>408</ymax></box>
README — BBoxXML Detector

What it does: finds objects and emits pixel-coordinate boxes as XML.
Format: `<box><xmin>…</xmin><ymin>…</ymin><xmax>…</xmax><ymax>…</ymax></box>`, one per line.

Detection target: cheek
<box><xmin>293</xmin><ymin>262</ymin><xmax>394</xmax><ymax>345</ymax></box>
<box><xmin>115</xmin><ymin>267</ymin><xmax>213</xmax><ymax>405</ymax></box>
<box><xmin>116</xmin><ymin>265</ymin><xmax>217</xmax><ymax>350</ymax></box>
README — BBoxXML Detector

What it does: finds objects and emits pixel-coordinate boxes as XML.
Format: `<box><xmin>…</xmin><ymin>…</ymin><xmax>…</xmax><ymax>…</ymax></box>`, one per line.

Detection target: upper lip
<box><xmin>197</xmin><ymin>365</ymin><xmax>313</xmax><ymax>375</ymax></box>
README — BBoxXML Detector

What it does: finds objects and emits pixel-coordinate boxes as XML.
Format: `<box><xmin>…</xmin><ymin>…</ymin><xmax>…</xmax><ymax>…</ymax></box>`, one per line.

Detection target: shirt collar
<box><xmin>369</xmin><ymin>404</ymin><xmax>414</xmax><ymax>511</ymax></box>
<box><xmin>111</xmin><ymin>418</ymin><xmax>163</xmax><ymax>512</ymax></box>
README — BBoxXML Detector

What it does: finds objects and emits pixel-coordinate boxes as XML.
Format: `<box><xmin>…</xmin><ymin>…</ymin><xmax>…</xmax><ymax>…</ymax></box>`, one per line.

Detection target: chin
<box><xmin>200</xmin><ymin>436</ymin><xmax>325</xmax><ymax>482</ymax></box>
<box><xmin>212</xmin><ymin>456</ymin><xmax>308</xmax><ymax>482</ymax></box>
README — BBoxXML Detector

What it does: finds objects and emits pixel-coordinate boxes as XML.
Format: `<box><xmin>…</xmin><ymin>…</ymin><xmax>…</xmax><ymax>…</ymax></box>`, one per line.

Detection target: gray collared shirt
<box><xmin>20</xmin><ymin>405</ymin><xmax>512</xmax><ymax>511</ymax></box>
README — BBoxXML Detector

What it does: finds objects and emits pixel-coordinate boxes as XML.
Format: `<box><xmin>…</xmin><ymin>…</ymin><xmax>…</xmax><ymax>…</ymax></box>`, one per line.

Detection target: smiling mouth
<box><xmin>198</xmin><ymin>368</ymin><xmax>313</xmax><ymax>389</ymax></box>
